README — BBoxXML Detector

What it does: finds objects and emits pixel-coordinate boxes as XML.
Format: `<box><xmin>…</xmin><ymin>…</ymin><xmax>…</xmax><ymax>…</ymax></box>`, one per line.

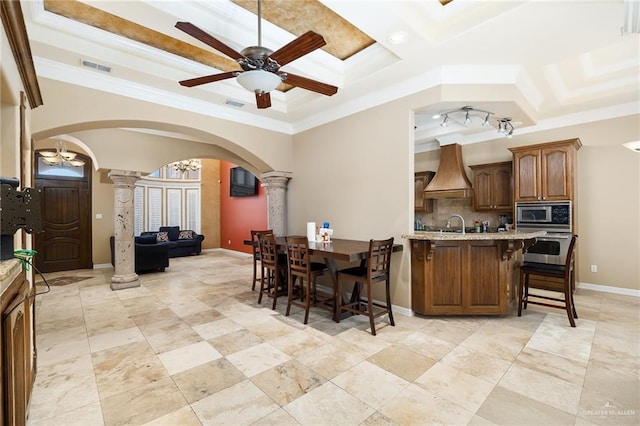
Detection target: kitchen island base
<box><xmin>407</xmin><ymin>231</ymin><xmax>543</xmax><ymax>316</ymax></box>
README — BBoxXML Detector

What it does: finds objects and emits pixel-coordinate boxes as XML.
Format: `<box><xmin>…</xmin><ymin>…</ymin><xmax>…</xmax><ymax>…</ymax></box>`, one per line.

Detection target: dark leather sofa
<box><xmin>141</xmin><ymin>226</ymin><xmax>204</xmax><ymax>257</ymax></box>
<box><xmin>109</xmin><ymin>235</ymin><xmax>170</xmax><ymax>273</ymax></box>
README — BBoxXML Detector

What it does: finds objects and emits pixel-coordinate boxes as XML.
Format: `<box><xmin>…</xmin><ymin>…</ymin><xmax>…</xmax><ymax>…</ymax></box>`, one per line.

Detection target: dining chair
<box><xmin>518</xmin><ymin>234</ymin><xmax>579</xmax><ymax>327</ymax></box>
<box><xmin>257</xmin><ymin>232</ymin><xmax>287</xmax><ymax>310</ymax></box>
<box><xmin>336</xmin><ymin>237</ymin><xmax>395</xmax><ymax>336</ymax></box>
<box><xmin>250</xmin><ymin>229</ymin><xmax>272</xmax><ymax>291</ymax></box>
<box><xmin>284</xmin><ymin>236</ymin><xmax>332</xmax><ymax>324</ymax></box>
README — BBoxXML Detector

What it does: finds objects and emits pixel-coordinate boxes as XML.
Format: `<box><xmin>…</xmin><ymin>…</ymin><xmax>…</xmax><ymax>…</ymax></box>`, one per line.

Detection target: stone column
<box><xmin>108</xmin><ymin>170</ymin><xmax>142</xmax><ymax>290</ymax></box>
<box><xmin>259</xmin><ymin>171</ymin><xmax>292</xmax><ymax>236</ymax></box>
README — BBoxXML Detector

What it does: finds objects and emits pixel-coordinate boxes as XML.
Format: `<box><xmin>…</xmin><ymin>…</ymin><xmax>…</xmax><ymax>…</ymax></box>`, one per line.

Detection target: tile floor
<box><xmin>26</xmin><ymin>250</ymin><xmax>639</xmax><ymax>426</ymax></box>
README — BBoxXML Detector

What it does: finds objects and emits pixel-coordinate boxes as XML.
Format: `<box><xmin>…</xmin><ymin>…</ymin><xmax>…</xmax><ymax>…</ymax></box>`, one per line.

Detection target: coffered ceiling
<box><xmin>21</xmin><ymin>1</ymin><xmax>640</xmax><ymax>150</ymax></box>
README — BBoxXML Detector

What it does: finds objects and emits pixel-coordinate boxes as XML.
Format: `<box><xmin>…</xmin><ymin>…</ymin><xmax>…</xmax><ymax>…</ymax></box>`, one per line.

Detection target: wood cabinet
<box><xmin>414</xmin><ymin>171</ymin><xmax>435</xmax><ymax>213</ymax></box>
<box><xmin>469</xmin><ymin>162</ymin><xmax>512</xmax><ymax>211</ymax></box>
<box><xmin>1</xmin><ymin>264</ymin><xmax>35</xmax><ymax>426</ymax></box>
<box><xmin>509</xmin><ymin>139</ymin><xmax>581</xmax><ymax>202</ymax></box>
<box><xmin>410</xmin><ymin>238</ymin><xmax>521</xmax><ymax>315</ymax></box>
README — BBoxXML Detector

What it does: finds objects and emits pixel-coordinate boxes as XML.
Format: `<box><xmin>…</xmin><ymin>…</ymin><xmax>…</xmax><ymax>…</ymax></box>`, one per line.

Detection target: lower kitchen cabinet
<box><xmin>410</xmin><ymin>239</ymin><xmax>521</xmax><ymax>315</ymax></box>
<box><xmin>1</xmin><ymin>262</ymin><xmax>35</xmax><ymax>426</ymax></box>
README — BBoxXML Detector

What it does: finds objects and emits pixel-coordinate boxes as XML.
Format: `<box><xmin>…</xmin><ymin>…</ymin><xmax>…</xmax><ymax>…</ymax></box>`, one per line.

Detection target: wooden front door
<box><xmin>34</xmin><ymin>152</ymin><xmax>92</xmax><ymax>272</ymax></box>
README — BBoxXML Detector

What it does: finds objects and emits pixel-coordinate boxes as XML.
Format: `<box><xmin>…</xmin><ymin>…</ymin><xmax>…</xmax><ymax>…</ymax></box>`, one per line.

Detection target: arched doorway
<box><xmin>33</xmin><ymin>149</ymin><xmax>93</xmax><ymax>272</ymax></box>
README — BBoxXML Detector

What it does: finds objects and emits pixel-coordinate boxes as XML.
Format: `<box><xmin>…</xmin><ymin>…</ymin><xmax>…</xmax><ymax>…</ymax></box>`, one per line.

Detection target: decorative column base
<box><xmin>110</xmin><ymin>273</ymin><xmax>140</xmax><ymax>290</ymax></box>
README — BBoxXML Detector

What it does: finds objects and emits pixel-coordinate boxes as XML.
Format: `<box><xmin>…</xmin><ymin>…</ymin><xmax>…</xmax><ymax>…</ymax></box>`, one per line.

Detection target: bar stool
<box><xmin>250</xmin><ymin>229</ymin><xmax>272</xmax><ymax>291</ymax></box>
<box><xmin>257</xmin><ymin>232</ymin><xmax>287</xmax><ymax>310</ymax></box>
<box><xmin>336</xmin><ymin>237</ymin><xmax>395</xmax><ymax>336</ymax></box>
<box><xmin>284</xmin><ymin>236</ymin><xmax>332</xmax><ymax>324</ymax></box>
<box><xmin>518</xmin><ymin>234</ymin><xmax>579</xmax><ymax>327</ymax></box>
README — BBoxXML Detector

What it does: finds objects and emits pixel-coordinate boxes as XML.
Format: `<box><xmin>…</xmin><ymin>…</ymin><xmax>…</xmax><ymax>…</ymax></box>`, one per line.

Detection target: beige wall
<box><xmin>201</xmin><ymin>159</ymin><xmax>221</xmax><ymax>249</ymax></box>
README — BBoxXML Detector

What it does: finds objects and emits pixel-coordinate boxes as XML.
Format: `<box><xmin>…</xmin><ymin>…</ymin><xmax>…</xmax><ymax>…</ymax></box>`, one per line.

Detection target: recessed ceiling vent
<box><xmin>225</xmin><ymin>99</ymin><xmax>245</xmax><ymax>108</ymax></box>
<box><xmin>80</xmin><ymin>59</ymin><xmax>112</xmax><ymax>73</ymax></box>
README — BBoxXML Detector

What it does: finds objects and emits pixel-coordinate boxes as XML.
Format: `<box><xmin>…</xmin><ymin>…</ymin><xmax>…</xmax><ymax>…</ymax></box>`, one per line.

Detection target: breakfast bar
<box><xmin>404</xmin><ymin>230</ymin><xmax>545</xmax><ymax>316</ymax></box>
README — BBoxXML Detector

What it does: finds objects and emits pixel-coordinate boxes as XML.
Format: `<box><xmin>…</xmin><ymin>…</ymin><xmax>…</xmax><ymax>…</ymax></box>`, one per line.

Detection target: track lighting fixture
<box><xmin>497</xmin><ymin>118</ymin><xmax>515</xmax><ymax>138</ymax></box>
<box><xmin>432</xmin><ymin>106</ymin><xmax>516</xmax><ymax>137</ymax></box>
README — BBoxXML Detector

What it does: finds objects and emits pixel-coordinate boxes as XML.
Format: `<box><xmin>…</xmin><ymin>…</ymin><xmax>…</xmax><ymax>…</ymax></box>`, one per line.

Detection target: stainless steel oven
<box><xmin>516</xmin><ymin>201</ymin><xmax>572</xmax><ymax>266</ymax></box>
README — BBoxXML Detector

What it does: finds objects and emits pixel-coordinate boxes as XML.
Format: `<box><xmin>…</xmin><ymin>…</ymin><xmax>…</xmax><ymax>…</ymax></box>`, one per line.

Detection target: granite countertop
<box><xmin>403</xmin><ymin>230</ymin><xmax>546</xmax><ymax>241</ymax></box>
<box><xmin>0</xmin><ymin>258</ymin><xmax>23</xmax><ymax>294</ymax></box>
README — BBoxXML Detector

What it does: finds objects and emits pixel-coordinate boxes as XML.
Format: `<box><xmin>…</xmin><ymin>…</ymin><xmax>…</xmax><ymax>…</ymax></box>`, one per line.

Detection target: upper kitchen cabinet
<box><xmin>509</xmin><ymin>139</ymin><xmax>581</xmax><ymax>202</ymax></box>
<box><xmin>469</xmin><ymin>161</ymin><xmax>512</xmax><ymax>211</ymax></box>
<box><xmin>415</xmin><ymin>171</ymin><xmax>435</xmax><ymax>213</ymax></box>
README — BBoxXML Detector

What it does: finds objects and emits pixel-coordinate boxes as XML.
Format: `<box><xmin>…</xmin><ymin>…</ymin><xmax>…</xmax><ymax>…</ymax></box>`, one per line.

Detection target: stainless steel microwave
<box><xmin>515</xmin><ymin>201</ymin><xmax>571</xmax><ymax>230</ymax></box>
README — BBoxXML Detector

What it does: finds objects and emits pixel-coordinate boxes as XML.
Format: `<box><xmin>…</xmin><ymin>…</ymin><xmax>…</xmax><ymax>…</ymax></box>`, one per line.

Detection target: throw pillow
<box><xmin>178</xmin><ymin>230</ymin><xmax>195</xmax><ymax>240</ymax></box>
<box><xmin>136</xmin><ymin>234</ymin><xmax>157</xmax><ymax>245</ymax></box>
<box><xmin>156</xmin><ymin>231</ymin><xmax>169</xmax><ymax>242</ymax></box>
<box><xmin>160</xmin><ymin>226</ymin><xmax>180</xmax><ymax>241</ymax></box>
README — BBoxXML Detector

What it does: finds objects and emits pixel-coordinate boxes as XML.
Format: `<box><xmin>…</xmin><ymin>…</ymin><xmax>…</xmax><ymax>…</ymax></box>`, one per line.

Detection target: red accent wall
<box><xmin>220</xmin><ymin>161</ymin><xmax>267</xmax><ymax>254</ymax></box>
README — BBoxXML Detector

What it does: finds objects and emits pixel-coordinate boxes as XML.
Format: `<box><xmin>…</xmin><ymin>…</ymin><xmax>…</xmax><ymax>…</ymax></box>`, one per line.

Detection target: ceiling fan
<box><xmin>175</xmin><ymin>0</ymin><xmax>338</xmax><ymax>109</ymax></box>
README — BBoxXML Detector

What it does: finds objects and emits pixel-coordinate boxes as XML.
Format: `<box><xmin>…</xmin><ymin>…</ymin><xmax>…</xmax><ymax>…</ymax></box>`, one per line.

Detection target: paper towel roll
<box><xmin>307</xmin><ymin>222</ymin><xmax>316</xmax><ymax>241</ymax></box>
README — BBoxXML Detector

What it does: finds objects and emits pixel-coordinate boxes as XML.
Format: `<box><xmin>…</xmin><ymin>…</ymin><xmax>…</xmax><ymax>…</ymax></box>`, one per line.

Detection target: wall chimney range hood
<box><xmin>423</xmin><ymin>143</ymin><xmax>473</xmax><ymax>199</ymax></box>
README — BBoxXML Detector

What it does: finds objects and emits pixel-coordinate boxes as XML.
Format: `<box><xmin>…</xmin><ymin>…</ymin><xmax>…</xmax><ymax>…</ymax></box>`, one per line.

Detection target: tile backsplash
<box><xmin>415</xmin><ymin>198</ymin><xmax>512</xmax><ymax>230</ymax></box>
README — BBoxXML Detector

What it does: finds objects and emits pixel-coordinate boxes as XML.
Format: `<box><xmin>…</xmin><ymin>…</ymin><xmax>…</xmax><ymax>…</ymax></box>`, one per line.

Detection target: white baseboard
<box><xmin>578</xmin><ymin>281</ymin><xmax>640</xmax><ymax>297</ymax></box>
<box><xmin>93</xmin><ymin>263</ymin><xmax>112</xmax><ymax>269</ymax></box>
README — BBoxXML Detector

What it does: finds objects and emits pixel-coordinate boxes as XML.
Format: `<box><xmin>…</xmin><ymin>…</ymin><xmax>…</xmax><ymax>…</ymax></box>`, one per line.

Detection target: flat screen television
<box><xmin>230</xmin><ymin>166</ymin><xmax>258</xmax><ymax>197</ymax></box>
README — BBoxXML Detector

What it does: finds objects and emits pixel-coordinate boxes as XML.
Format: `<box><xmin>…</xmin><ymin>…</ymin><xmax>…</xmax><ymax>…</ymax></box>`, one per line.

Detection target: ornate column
<box><xmin>108</xmin><ymin>170</ymin><xmax>142</xmax><ymax>290</ymax></box>
<box><xmin>259</xmin><ymin>171</ymin><xmax>292</xmax><ymax>236</ymax></box>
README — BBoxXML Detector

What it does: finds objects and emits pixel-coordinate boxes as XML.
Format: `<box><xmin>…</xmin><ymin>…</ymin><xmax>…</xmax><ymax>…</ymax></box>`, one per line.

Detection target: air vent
<box><xmin>80</xmin><ymin>59</ymin><xmax>112</xmax><ymax>73</ymax></box>
<box><xmin>225</xmin><ymin>99</ymin><xmax>245</xmax><ymax>108</ymax></box>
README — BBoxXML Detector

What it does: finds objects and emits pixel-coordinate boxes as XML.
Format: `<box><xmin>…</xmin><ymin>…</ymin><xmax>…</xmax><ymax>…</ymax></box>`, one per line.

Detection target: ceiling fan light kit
<box><xmin>236</xmin><ymin>69</ymin><xmax>282</xmax><ymax>94</ymax></box>
<box><xmin>175</xmin><ymin>0</ymin><xmax>338</xmax><ymax>109</ymax></box>
<box><xmin>433</xmin><ymin>106</ymin><xmax>516</xmax><ymax>137</ymax></box>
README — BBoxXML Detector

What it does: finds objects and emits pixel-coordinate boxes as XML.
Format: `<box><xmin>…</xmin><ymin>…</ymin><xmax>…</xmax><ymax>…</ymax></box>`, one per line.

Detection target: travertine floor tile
<box><xmin>332</xmin><ymin>360</ymin><xmax>409</xmax><ymax>409</ymax></box>
<box><xmin>283</xmin><ymin>381</ymin><xmax>375</xmax><ymax>425</ymax></box>
<box><xmin>251</xmin><ymin>359</ymin><xmax>326</xmax><ymax>405</ymax></box>
<box><xmin>190</xmin><ymin>380</ymin><xmax>279</xmax><ymax>425</ymax></box>
<box><xmin>171</xmin><ymin>358</ymin><xmax>246</xmax><ymax>404</ymax></box>
<box><xmin>225</xmin><ymin>341</ymin><xmax>290</xmax><ymax>377</ymax></box>
<box><xmin>158</xmin><ymin>340</ymin><xmax>222</xmax><ymax>375</ymax></box>
<box><xmin>367</xmin><ymin>344</ymin><xmax>436</xmax><ymax>382</ymax></box>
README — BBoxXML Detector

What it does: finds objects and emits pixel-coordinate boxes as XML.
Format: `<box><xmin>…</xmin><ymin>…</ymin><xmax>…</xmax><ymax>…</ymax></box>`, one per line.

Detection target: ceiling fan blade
<box><xmin>175</xmin><ymin>22</ymin><xmax>245</xmax><ymax>60</ymax></box>
<box><xmin>269</xmin><ymin>31</ymin><xmax>326</xmax><ymax>66</ymax></box>
<box><xmin>280</xmin><ymin>73</ymin><xmax>338</xmax><ymax>96</ymax></box>
<box><xmin>179</xmin><ymin>71</ymin><xmax>238</xmax><ymax>87</ymax></box>
<box><xmin>256</xmin><ymin>92</ymin><xmax>271</xmax><ymax>109</ymax></box>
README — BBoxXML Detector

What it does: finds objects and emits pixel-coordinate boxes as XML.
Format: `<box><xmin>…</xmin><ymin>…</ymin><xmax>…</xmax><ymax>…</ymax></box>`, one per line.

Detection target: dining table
<box><xmin>244</xmin><ymin>236</ymin><xmax>403</xmax><ymax>320</ymax></box>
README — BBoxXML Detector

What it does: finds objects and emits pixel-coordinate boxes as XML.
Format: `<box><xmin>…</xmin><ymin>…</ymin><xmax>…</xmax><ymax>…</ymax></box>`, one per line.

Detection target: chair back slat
<box><xmin>367</xmin><ymin>237</ymin><xmax>394</xmax><ymax>280</ymax></box>
<box><xmin>258</xmin><ymin>232</ymin><xmax>278</xmax><ymax>269</ymax></box>
<box><xmin>285</xmin><ymin>236</ymin><xmax>311</xmax><ymax>277</ymax></box>
<box><xmin>251</xmin><ymin>229</ymin><xmax>272</xmax><ymax>259</ymax></box>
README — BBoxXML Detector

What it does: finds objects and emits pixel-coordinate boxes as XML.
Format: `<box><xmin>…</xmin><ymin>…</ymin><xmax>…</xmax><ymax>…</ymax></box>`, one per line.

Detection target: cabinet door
<box><xmin>3</xmin><ymin>281</ymin><xmax>29</xmax><ymax>426</ymax></box>
<box><xmin>414</xmin><ymin>172</ymin><xmax>434</xmax><ymax>213</ymax></box>
<box><xmin>471</xmin><ymin>163</ymin><xmax>512</xmax><ymax>211</ymax></box>
<box><xmin>541</xmin><ymin>145</ymin><xmax>572</xmax><ymax>200</ymax></box>
<box><xmin>473</xmin><ymin>169</ymin><xmax>493</xmax><ymax>210</ymax></box>
<box><xmin>513</xmin><ymin>148</ymin><xmax>542</xmax><ymax>201</ymax></box>
<box><xmin>491</xmin><ymin>165</ymin><xmax>513</xmax><ymax>210</ymax></box>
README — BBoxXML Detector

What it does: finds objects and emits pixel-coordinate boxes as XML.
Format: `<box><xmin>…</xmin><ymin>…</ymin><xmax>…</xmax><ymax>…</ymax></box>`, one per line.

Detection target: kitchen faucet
<box><xmin>446</xmin><ymin>214</ymin><xmax>465</xmax><ymax>234</ymax></box>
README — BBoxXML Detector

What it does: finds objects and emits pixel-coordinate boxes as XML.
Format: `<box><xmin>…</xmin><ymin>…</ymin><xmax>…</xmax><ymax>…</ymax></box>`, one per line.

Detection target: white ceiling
<box><xmin>22</xmin><ymin>0</ymin><xmax>640</xmax><ymax>152</ymax></box>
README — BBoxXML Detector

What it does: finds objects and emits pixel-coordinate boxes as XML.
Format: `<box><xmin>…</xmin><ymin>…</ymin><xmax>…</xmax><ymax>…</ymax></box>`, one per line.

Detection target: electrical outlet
<box><xmin>591</xmin><ymin>264</ymin><xmax>598</xmax><ymax>273</ymax></box>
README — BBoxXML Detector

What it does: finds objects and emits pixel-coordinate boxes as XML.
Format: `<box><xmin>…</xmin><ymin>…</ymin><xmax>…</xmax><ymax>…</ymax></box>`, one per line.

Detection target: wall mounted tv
<box><xmin>230</xmin><ymin>167</ymin><xmax>258</xmax><ymax>197</ymax></box>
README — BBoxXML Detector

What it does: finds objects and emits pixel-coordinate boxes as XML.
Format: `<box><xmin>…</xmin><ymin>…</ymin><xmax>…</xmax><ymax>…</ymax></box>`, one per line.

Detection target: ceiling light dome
<box><xmin>236</xmin><ymin>70</ymin><xmax>282</xmax><ymax>95</ymax></box>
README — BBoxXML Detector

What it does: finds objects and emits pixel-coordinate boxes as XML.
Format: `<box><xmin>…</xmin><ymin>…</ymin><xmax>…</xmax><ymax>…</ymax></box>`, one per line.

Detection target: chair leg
<box><xmin>523</xmin><ymin>272</ymin><xmax>529</xmax><ymax>310</ymax></box>
<box><xmin>285</xmin><ymin>275</ymin><xmax>294</xmax><ymax>317</ymax></box>
<box><xmin>570</xmin><ymin>270</ymin><xmax>578</xmax><ymax>319</ymax></box>
<box><xmin>336</xmin><ymin>275</ymin><xmax>343</xmax><ymax>323</ymax></box>
<box><xmin>364</xmin><ymin>282</ymin><xmax>376</xmax><ymax>336</ymax></box>
<box><xmin>252</xmin><ymin>259</ymin><xmax>257</xmax><ymax>291</ymax></box>
<box><xmin>385</xmin><ymin>279</ymin><xmax>395</xmax><ymax>327</ymax></box>
<box><xmin>303</xmin><ymin>278</ymin><xmax>311</xmax><ymax>325</ymax></box>
<box><xmin>271</xmin><ymin>273</ymin><xmax>278</xmax><ymax>310</ymax></box>
<box><xmin>258</xmin><ymin>268</ymin><xmax>266</xmax><ymax>305</ymax></box>
<box><xmin>518</xmin><ymin>269</ymin><xmax>525</xmax><ymax>316</ymax></box>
